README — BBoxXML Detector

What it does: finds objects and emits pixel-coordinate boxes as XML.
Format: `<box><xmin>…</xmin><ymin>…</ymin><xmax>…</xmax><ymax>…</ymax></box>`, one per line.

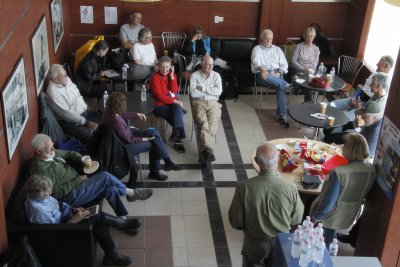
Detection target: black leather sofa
<box><xmin>6</xmin><ymin>164</ymin><xmax>98</xmax><ymax>267</ymax></box>
<box><xmin>211</xmin><ymin>38</ymin><xmax>256</xmax><ymax>88</ymax></box>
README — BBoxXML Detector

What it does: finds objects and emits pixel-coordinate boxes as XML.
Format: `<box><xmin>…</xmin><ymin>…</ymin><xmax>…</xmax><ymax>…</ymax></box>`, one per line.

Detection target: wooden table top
<box><xmin>251</xmin><ymin>138</ymin><xmax>341</xmax><ymax>194</ymax></box>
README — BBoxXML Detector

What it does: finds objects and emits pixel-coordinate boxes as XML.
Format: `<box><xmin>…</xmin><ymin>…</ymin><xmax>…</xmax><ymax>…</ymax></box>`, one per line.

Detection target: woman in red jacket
<box><xmin>150</xmin><ymin>56</ymin><xmax>186</xmax><ymax>153</ymax></box>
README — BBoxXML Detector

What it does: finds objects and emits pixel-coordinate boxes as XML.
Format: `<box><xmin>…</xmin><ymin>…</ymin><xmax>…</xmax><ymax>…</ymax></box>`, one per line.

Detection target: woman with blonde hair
<box><xmin>311</xmin><ymin>133</ymin><xmax>376</xmax><ymax>247</ymax></box>
<box><xmin>292</xmin><ymin>27</ymin><xmax>320</xmax><ymax>102</ymax></box>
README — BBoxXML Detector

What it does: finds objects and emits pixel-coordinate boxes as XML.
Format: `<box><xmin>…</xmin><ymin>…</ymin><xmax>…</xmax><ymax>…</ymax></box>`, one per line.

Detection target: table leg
<box><xmin>314</xmin><ymin>127</ymin><xmax>320</xmax><ymax>140</ymax></box>
<box><xmin>312</xmin><ymin>91</ymin><xmax>319</xmax><ymax>103</ymax></box>
<box><xmin>124</xmin><ymin>81</ymin><xmax>128</xmax><ymax>93</ymax></box>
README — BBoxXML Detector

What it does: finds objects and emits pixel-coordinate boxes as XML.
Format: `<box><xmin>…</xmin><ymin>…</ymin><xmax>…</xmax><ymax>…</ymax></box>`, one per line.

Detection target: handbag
<box><xmin>283</xmin><ymin>40</ymin><xmax>296</xmax><ymax>64</ymax></box>
<box><xmin>0</xmin><ymin>236</ymin><xmax>43</xmax><ymax>267</ymax></box>
<box><xmin>74</xmin><ymin>35</ymin><xmax>105</xmax><ymax>71</ymax></box>
<box><xmin>107</xmin><ymin>47</ymin><xmax>131</xmax><ymax>71</ymax></box>
<box><xmin>310</xmin><ymin>77</ymin><xmax>328</xmax><ymax>89</ymax></box>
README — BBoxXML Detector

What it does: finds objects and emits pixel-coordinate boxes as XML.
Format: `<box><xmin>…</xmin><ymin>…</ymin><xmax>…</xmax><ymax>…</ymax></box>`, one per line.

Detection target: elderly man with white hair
<box><xmin>229</xmin><ymin>142</ymin><xmax>304</xmax><ymax>266</ymax></box>
<box><xmin>251</xmin><ymin>29</ymin><xmax>290</xmax><ymax>128</ymax></box>
<box><xmin>46</xmin><ymin>64</ymin><xmax>102</xmax><ymax>145</ymax></box>
<box><xmin>29</xmin><ymin>133</ymin><xmax>153</xmax><ymax>218</ymax></box>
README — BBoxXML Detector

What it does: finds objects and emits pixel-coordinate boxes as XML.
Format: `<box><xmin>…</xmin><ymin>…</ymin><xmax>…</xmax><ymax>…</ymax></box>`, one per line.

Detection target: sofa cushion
<box><xmin>220</xmin><ymin>39</ymin><xmax>255</xmax><ymax>61</ymax></box>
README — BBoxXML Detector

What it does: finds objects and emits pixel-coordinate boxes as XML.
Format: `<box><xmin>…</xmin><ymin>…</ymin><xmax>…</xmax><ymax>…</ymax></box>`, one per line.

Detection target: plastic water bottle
<box><xmin>291</xmin><ymin>228</ymin><xmax>303</xmax><ymax>258</ymax></box>
<box><xmin>141</xmin><ymin>85</ymin><xmax>147</xmax><ymax>102</ymax></box>
<box><xmin>330</xmin><ymin>67</ymin><xmax>335</xmax><ymax>78</ymax></box>
<box><xmin>103</xmin><ymin>91</ymin><xmax>108</xmax><ymax>108</ymax></box>
<box><xmin>329</xmin><ymin>238</ymin><xmax>339</xmax><ymax>256</ymax></box>
<box><xmin>122</xmin><ymin>65</ymin><xmax>128</xmax><ymax>79</ymax></box>
<box><xmin>315</xmin><ymin>223</ymin><xmax>324</xmax><ymax>238</ymax></box>
<box><xmin>302</xmin><ymin>216</ymin><xmax>311</xmax><ymax>232</ymax></box>
<box><xmin>299</xmin><ymin>240</ymin><xmax>312</xmax><ymax>267</ymax></box>
<box><xmin>317</xmin><ymin>62</ymin><xmax>325</xmax><ymax>77</ymax></box>
<box><xmin>313</xmin><ymin>237</ymin><xmax>325</xmax><ymax>264</ymax></box>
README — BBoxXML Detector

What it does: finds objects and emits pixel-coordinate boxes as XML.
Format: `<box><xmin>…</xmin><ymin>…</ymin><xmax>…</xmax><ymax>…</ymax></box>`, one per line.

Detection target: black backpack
<box><xmin>221</xmin><ymin>73</ymin><xmax>238</xmax><ymax>100</ymax></box>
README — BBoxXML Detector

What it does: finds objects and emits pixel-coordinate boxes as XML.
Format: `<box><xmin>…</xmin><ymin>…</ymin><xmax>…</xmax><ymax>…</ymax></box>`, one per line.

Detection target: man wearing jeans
<box><xmin>190</xmin><ymin>55</ymin><xmax>222</xmax><ymax>165</ymax></box>
<box><xmin>29</xmin><ymin>134</ymin><xmax>153</xmax><ymax>217</ymax></box>
<box><xmin>229</xmin><ymin>143</ymin><xmax>304</xmax><ymax>266</ymax></box>
<box><xmin>251</xmin><ymin>29</ymin><xmax>289</xmax><ymax>128</ymax></box>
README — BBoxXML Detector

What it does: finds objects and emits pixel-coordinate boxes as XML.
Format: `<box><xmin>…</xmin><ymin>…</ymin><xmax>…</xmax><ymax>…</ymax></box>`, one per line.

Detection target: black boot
<box><xmin>164</xmin><ymin>157</ymin><xmax>182</xmax><ymax>171</ymax></box>
<box><xmin>102</xmin><ymin>212</ymin><xmax>141</xmax><ymax>235</ymax></box>
<box><xmin>93</xmin><ymin>223</ymin><xmax>132</xmax><ymax>266</ymax></box>
<box><xmin>103</xmin><ymin>250</ymin><xmax>132</xmax><ymax>266</ymax></box>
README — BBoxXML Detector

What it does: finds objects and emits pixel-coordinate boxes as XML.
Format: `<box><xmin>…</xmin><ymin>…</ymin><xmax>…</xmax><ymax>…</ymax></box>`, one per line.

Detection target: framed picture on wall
<box><xmin>1</xmin><ymin>57</ymin><xmax>30</xmax><ymax>161</ymax></box>
<box><xmin>50</xmin><ymin>0</ymin><xmax>64</xmax><ymax>53</ymax></box>
<box><xmin>31</xmin><ymin>16</ymin><xmax>50</xmax><ymax>95</ymax></box>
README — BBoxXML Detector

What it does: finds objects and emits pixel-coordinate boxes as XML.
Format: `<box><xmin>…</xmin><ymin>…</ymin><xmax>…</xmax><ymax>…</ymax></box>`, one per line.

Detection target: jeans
<box><xmin>256</xmin><ymin>73</ymin><xmax>287</xmax><ymax>117</ymax></box>
<box><xmin>153</xmin><ymin>104</ymin><xmax>186</xmax><ymax>140</ymax></box>
<box><xmin>323</xmin><ymin>227</ymin><xmax>337</xmax><ymax>248</ymax></box>
<box><xmin>242</xmin><ymin>234</ymin><xmax>275</xmax><ymax>267</ymax></box>
<box><xmin>62</xmin><ymin>171</ymin><xmax>128</xmax><ymax>216</ymax></box>
<box><xmin>330</xmin><ymin>98</ymin><xmax>356</xmax><ymax>121</ymax></box>
<box><xmin>126</xmin><ymin>128</ymin><xmax>169</xmax><ymax>172</ymax></box>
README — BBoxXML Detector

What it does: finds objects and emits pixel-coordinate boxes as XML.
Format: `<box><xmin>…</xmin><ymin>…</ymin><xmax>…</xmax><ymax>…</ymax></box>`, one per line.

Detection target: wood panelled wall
<box><xmin>0</xmin><ymin>0</ymin><xmax>71</xmax><ymax>253</ymax></box>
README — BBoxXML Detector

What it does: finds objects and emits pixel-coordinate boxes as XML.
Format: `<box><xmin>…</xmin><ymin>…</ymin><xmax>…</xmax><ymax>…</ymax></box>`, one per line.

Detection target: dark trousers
<box><xmin>242</xmin><ymin>234</ymin><xmax>275</xmax><ymax>267</ymax></box>
<box><xmin>58</xmin><ymin>111</ymin><xmax>102</xmax><ymax>145</ymax></box>
<box><xmin>323</xmin><ymin>121</ymin><xmax>356</xmax><ymax>144</ymax></box>
<box><xmin>153</xmin><ymin>104</ymin><xmax>186</xmax><ymax>140</ymax></box>
<box><xmin>323</xmin><ymin>227</ymin><xmax>337</xmax><ymax>248</ymax></box>
<box><xmin>89</xmin><ymin>212</ymin><xmax>115</xmax><ymax>255</ymax></box>
<box><xmin>81</xmin><ymin>83</ymin><xmax>108</xmax><ymax>99</ymax></box>
<box><xmin>126</xmin><ymin>128</ymin><xmax>169</xmax><ymax>172</ymax></box>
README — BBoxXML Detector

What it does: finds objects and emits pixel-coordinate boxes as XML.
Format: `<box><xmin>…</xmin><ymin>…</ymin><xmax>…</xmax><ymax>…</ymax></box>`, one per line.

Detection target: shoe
<box><xmin>173</xmin><ymin>144</ymin><xmax>185</xmax><ymax>153</ymax></box>
<box><xmin>164</xmin><ymin>162</ymin><xmax>183</xmax><ymax>171</ymax></box>
<box><xmin>126</xmin><ymin>189</ymin><xmax>153</xmax><ymax>202</ymax></box>
<box><xmin>103</xmin><ymin>252</ymin><xmax>132</xmax><ymax>266</ymax></box>
<box><xmin>279</xmin><ymin>116</ymin><xmax>290</xmax><ymax>128</ymax></box>
<box><xmin>198</xmin><ymin>151</ymin><xmax>207</xmax><ymax>166</ymax></box>
<box><xmin>205</xmin><ymin>148</ymin><xmax>216</xmax><ymax>162</ymax></box>
<box><xmin>337</xmin><ymin>233</ymin><xmax>351</xmax><ymax>244</ymax></box>
<box><xmin>148</xmin><ymin>172</ymin><xmax>168</xmax><ymax>181</ymax></box>
<box><xmin>168</xmin><ymin>137</ymin><xmax>183</xmax><ymax>145</ymax></box>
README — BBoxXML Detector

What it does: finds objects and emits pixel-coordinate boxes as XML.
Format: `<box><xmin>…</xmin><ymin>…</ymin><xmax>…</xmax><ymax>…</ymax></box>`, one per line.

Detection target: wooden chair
<box><xmin>337</xmin><ymin>55</ymin><xmax>364</xmax><ymax>97</ymax></box>
<box><xmin>161</xmin><ymin>32</ymin><xmax>186</xmax><ymax>52</ymax></box>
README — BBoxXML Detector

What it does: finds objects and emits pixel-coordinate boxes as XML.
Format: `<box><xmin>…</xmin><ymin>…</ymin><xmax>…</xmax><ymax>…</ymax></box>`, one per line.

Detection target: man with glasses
<box><xmin>47</xmin><ymin>64</ymin><xmax>102</xmax><ymax>145</ymax></box>
<box><xmin>251</xmin><ymin>29</ymin><xmax>290</xmax><ymax>128</ymax></box>
<box><xmin>119</xmin><ymin>10</ymin><xmax>144</xmax><ymax>50</ymax></box>
<box><xmin>190</xmin><ymin>55</ymin><xmax>222</xmax><ymax>165</ymax></box>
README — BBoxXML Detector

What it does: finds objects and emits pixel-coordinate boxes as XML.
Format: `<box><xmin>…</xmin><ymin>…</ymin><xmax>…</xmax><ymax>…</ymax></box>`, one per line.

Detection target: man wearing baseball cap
<box><xmin>323</xmin><ymin>73</ymin><xmax>389</xmax><ymax>157</ymax></box>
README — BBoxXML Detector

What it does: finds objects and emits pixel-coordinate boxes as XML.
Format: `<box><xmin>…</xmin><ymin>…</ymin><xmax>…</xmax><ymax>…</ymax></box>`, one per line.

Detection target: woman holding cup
<box><xmin>292</xmin><ymin>27</ymin><xmax>320</xmax><ymax>102</ymax></box>
<box><xmin>150</xmin><ymin>56</ymin><xmax>186</xmax><ymax>153</ymax></box>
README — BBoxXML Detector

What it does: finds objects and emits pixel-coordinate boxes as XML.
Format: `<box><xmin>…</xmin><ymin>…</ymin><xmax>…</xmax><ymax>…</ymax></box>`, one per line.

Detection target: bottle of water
<box><xmin>330</xmin><ymin>67</ymin><xmax>335</xmax><ymax>78</ymax></box>
<box><xmin>103</xmin><ymin>91</ymin><xmax>108</xmax><ymax>108</ymax></box>
<box><xmin>299</xmin><ymin>240</ymin><xmax>312</xmax><ymax>267</ymax></box>
<box><xmin>122</xmin><ymin>65</ymin><xmax>128</xmax><ymax>79</ymax></box>
<box><xmin>141</xmin><ymin>85</ymin><xmax>147</xmax><ymax>102</ymax></box>
<box><xmin>302</xmin><ymin>216</ymin><xmax>311</xmax><ymax>233</ymax></box>
<box><xmin>317</xmin><ymin>62</ymin><xmax>325</xmax><ymax>77</ymax></box>
<box><xmin>329</xmin><ymin>238</ymin><xmax>338</xmax><ymax>256</ymax></box>
<box><xmin>313</xmin><ymin>237</ymin><xmax>325</xmax><ymax>264</ymax></box>
<box><xmin>291</xmin><ymin>229</ymin><xmax>303</xmax><ymax>258</ymax></box>
<box><xmin>315</xmin><ymin>223</ymin><xmax>324</xmax><ymax>238</ymax></box>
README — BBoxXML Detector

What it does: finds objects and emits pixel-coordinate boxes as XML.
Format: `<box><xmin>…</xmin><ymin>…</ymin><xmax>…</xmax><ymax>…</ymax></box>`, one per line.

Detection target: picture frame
<box><xmin>31</xmin><ymin>16</ymin><xmax>50</xmax><ymax>95</ymax></box>
<box><xmin>50</xmin><ymin>0</ymin><xmax>64</xmax><ymax>53</ymax></box>
<box><xmin>1</xmin><ymin>57</ymin><xmax>30</xmax><ymax>161</ymax></box>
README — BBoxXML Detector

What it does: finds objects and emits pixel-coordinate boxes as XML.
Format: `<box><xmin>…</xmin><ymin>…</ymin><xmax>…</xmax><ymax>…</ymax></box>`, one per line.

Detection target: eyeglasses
<box><xmin>144</xmin><ymin>36</ymin><xmax>152</xmax><ymax>40</ymax></box>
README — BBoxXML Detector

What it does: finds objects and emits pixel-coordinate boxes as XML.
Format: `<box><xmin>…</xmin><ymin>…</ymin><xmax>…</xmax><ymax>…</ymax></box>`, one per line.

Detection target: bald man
<box><xmin>229</xmin><ymin>143</ymin><xmax>304</xmax><ymax>267</ymax></box>
<box><xmin>189</xmin><ymin>55</ymin><xmax>222</xmax><ymax>165</ymax></box>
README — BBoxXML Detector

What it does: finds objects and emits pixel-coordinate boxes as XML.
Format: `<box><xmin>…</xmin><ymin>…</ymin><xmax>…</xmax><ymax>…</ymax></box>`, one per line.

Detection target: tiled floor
<box><xmin>98</xmin><ymin>93</ymin><xmax>354</xmax><ymax>267</ymax></box>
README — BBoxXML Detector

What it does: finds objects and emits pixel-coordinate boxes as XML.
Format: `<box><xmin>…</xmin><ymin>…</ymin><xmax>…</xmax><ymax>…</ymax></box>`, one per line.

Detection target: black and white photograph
<box><xmin>50</xmin><ymin>0</ymin><xmax>64</xmax><ymax>53</ymax></box>
<box><xmin>31</xmin><ymin>16</ymin><xmax>50</xmax><ymax>95</ymax></box>
<box><xmin>1</xmin><ymin>57</ymin><xmax>30</xmax><ymax>161</ymax></box>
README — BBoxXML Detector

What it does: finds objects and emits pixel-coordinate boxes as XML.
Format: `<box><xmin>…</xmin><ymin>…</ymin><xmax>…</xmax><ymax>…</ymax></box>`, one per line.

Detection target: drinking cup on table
<box><xmin>320</xmin><ymin>102</ymin><xmax>328</xmax><ymax>114</ymax></box>
<box><xmin>328</xmin><ymin>116</ymin><xmax>335</xmax><ymax>127</ymax></box>
<box><xmin>163</xmin><ymin>50</ymin><xmax>169</xmax><ymax>56</ymax></box>
<box><xmin>324</xmin><ymin>74</ymin><xmax>333</xmax><ymax>86</ymax></box>
<box><xmin>82</xmin><ymin>155</ymin><xmax>93</xmax><ymax>169</ymax></box>
<box><xmin>308</xmin><ymin>68</ymin><xmax>315</xmax><ymax>75</ymax></box>
<box><xmin>308</xmin><ymin>74</ymin><xmax>315</xmax><ymax>83</ymax></box>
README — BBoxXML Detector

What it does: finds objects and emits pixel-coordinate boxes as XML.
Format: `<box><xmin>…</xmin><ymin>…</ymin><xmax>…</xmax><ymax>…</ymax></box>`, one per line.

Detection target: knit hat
<box><xmin>355</xmin><ymin>101</ymin><xmax>381</xmax><ymax>116</ymax></box>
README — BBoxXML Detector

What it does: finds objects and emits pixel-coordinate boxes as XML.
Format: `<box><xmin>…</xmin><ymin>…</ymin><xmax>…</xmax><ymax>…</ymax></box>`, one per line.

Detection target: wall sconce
<box><xmin>384</xmin><ymin>0</ymin><xmax>400</xmax><ymax>7</ymax></box>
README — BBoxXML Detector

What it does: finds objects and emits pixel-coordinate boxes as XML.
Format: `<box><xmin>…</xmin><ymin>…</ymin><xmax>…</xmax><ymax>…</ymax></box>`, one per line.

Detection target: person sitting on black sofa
<box><xmin>24</xmin><ymin>175</ymin><xmax>138</xmax><ymax>266</ymax></box>
<box><xmin>29</xmin><ymin>133</ymin><xmax>153</xmax><ymax>217</ymax></box>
